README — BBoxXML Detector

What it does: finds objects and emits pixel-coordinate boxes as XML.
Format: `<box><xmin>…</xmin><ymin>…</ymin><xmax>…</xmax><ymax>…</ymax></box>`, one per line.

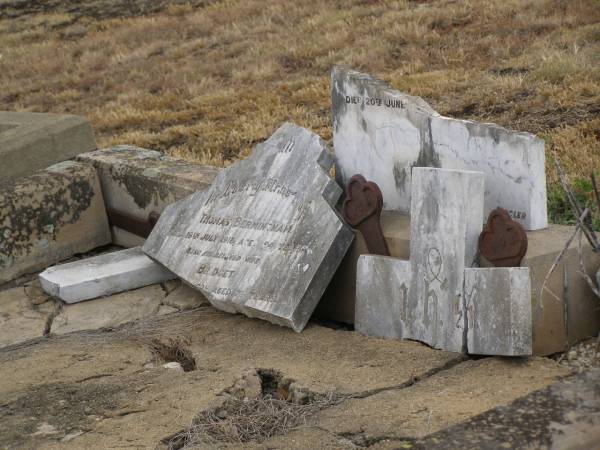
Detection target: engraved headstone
<box><xmin>332</xmin><ymin>66</ymin><xmax>548</xmax><ymax>231</ymax></box>
<box><xmin>143</xmin><ymin>123</ymin><xmax>354</xmax><ymax>332</ymax></box>
<box><xmin>356</xmin><ymin>167</ymin><xmax>484</xmax><ymax>352</ymax></box>
<box><xmin>464</xmin><ymin>267</ymin><xmax>532</xmax><ymax>356</ymax></box>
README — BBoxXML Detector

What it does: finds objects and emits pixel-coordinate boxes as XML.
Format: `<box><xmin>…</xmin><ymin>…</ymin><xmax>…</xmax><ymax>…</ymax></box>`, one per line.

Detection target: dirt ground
<box><xmin>0</xmin><ymin>302</ymin><xmax>571</xmax><ymax>449</ymax></box>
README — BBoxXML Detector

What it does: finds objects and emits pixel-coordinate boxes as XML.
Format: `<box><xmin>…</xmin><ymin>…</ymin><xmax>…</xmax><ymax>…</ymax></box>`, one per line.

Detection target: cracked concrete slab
<box><xmin>0</xmin><ymin>285</ymin><xmax>57</xmax><ymax>348</ymax></box>
<box><xmin>0</xmin><ymin>305</ymin><xmax>573</xmax><ymax>449</ymax></box>
<box><xmin>313</xmin><ymin>356</ymin><xmax>569</xmax><ymax>444</ymax></box>
<box><xmin>50</xmin><ymin>284</ymin><xmax>166</xmax><ymax>335</ymax></box>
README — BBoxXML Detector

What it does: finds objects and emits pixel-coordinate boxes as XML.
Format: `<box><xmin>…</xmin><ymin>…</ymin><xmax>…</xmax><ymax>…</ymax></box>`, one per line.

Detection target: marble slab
<box><xmin>355</xmin><ymin>254</ymin><xmax>411</xmax><ymax>339</ymax></box>
<box><xmin>143</xmin><ymin>123</ymin><xmax>354</xmax><ymax>332</ymax></box>
<box><xmin>332</xmin><ymin>66</ymin><xmax>548</xmax><ymax>230</ymax></box>
<box><xmin>39</xmin><ymin>247</ymin><xmax>176</xmax><ymax>303</ymax></box>
<box><xmin>465</xmin><ymin>267</ymin><xmax>532</xmax><ymax>356</ymax></box>
<box><xmin>407</xmin><ymin>167</ymin><xmax>484</xmax><ymax>352</ymax></box>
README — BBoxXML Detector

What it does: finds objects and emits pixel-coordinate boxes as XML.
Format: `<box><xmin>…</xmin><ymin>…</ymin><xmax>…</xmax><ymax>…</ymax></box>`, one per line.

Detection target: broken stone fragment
<box><xmin>39</xmin><ymin>247</ymin><xmax>176</xmax><ymax>303</ymax></box>
<box><xmin>0</xmin><ymin>160</ymin><xmax>111</xmax><ymax>284</ymax></box>
<box><xmin>332</xmin><ymin>66</ymin><xmax>548</xmax><ymax>230</ymax></box>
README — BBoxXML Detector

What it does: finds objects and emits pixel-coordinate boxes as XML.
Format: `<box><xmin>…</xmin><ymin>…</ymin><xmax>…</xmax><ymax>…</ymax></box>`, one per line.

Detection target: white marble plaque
<box><xmin>465</xmin><ymin>267</ymin><xmax>532</xmax><ymax>356</ymax></box>
<box><xmin>332</xmin><ymin>66</ymin><xmax>548</xmax><ymax>230</ymax></box>
<box><xmin>143</xmin><ymin>123</ymin><xmax>354</xmax><ymax>332</ymax></box>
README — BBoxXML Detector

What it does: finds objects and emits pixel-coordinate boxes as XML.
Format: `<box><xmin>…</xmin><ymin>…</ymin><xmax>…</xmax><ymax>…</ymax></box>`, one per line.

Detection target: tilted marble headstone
<box><xmin>464</xmin><ymin>267</ymin><xmax>532</xmax><ymax>356</ymax></box>
<box><xmin>143</xmin><ymin>123</ymin><xmax>354</xmax><ymax>332</ymax></box>
<box><xmin>332</xmin><ymin>66</ymin><xmax>548</xmax><ymax>231</ymax></box>
<box><xmin>356</xmin><ymin>167</ymin><xmax>484</xmax><ymax>352</ymax></box>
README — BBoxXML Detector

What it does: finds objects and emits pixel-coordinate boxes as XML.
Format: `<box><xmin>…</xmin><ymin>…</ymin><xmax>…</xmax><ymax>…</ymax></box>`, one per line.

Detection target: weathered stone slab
<box><xmin>143</xmin><ymin>123</ymin><xmax>354</xmax><ymax>332</ymax></box>
<box><xmin>0</xmin><ymin>161</ymin><xmax>111</xmax><ymax>284</ymax></box>
<box><xmin>39</xmin><ymin>247</ymin><xmax>176</xmax><ymax>303</ymax></box>
<box><xmin>407</xmin><ymin>167</ymin><xmax>484</xmax><ymax>351</ymax></box>
<box><xmin>50</xmin><ymin>284</ymin><xmax>166</xmax><ymax>335</ymax></box>
<box><xmin>355</xmin><ymin>254</ymin><xmax>410</xmax><ymax>339</ymax></box>
<box><xmin>0</xmin><ymin>111</ymin><xmax>97</xmax><ymax>182</ymax></box>
<box><xmin>332</xmin><ymin>66</ymin><xmax>548</xmax><ymax>230</ymax></box>
<box><xmin>465</xmin><ymin>267</ymin><xmax>532</xmax><ymax>356</ymax></box>
<box><xmin>77</xmin><ymin>145</ymin><xmax>218</xmax><ymax>246</ymax></box>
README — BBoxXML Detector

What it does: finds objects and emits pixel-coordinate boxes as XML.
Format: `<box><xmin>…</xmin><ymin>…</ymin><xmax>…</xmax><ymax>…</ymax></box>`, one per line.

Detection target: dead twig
<box><xmin>577</xmin><ymin>229</ymin><xmax>600</xmax><ymax>298</ymax></box>
<box><xmin>539</xmin><ymin>209</ymin><xmax>588</xmax><ymax>308</ymax></box>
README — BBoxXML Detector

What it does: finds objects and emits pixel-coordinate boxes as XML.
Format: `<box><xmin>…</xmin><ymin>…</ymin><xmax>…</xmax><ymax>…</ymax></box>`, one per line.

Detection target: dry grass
<box><xmin>0</xmin><ymin>0</ymin><xmax>598</xmax><ymax>181</ymax></box>
<box><xmin>166</xmin><ymin>393</ymin><xmax>344</xmax><ymax>448</ymax></box>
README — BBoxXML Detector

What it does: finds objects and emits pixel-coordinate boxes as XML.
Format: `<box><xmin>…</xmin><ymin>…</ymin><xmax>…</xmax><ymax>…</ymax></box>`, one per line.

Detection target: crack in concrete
<box><xmin>347</xmin><ymin>355</ymin><xmax>469</xmax><ymax>400</ymax></box>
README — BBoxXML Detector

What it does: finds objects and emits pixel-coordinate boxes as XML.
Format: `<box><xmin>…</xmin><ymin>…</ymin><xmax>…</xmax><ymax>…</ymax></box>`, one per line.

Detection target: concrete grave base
<box><xmin>0</xmin><ymin>161</ymin><xmax>111</xmax><ymax>284</ymax></box>
<box><xmin>318</xmin><ymin>211</ymin><xmax>600</xmax><ymax>355</ymax></box>
<box><xmin>0</xmin><ymin>111</ymin><xmax>96</xmax><ymax>182</ymax></box>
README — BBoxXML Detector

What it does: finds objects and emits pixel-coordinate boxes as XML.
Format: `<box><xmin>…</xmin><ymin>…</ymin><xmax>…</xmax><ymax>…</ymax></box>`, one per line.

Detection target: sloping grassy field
<box><xmin>1</xmin><ymin>0</ymin><xmax>598</xmax><ymax>188</ymax></box>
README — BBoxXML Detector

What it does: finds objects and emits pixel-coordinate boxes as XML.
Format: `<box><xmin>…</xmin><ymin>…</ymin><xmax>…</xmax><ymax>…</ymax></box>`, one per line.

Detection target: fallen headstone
<box><xmin>39</xmin><ymin>247</ymin><xmax>176</xmax><ymax>303</ymax></box>
<box><xmin>0</xmin><ymin>161</ymin><xmax>111</xmax><ymax>284</ymax></box>
<box><xmin>332</xmin><ymin>66</ymin><xmax>548</xmax><ymax>230</ymax></box>
<box><xmin>0</xmin><ymin>111</ymin><xmax>96</xmax><ymax>182</ymax></box>
<box><xmin>144</xmin><ymin>123</ymin><xmax>354</xmax><ymax>331</ymax></box>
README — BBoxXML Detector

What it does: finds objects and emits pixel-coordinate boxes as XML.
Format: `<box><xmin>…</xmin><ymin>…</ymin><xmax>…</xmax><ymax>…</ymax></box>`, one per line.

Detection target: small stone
<box><xmin>61</xmin><ymin>431</ymin><xmax>84</xmax><ymax>442</ymax></box>
<box><xmin>32</xmin><ymin>422</ymin><xmax>58</xmax><ymax>436</ymax></box>
<box><xmin>162</xmin><ymin>362</ymin><xmax>184</xmax><ymax>372</ymax></box>
<box><xmin>568</xmin><ymin>351</ymin><xmax>577</xmax><ymax>361</ymax></box>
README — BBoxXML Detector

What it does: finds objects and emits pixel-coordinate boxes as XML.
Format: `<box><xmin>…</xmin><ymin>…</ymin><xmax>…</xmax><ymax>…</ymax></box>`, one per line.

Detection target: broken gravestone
<box><xmin>143</xmin><ymin>123</ymin><xmax>354</xmax><ymax>332</ymax></box>
<box><xmin>39</xmin><ymin>247</ymin><xmax>176</xmax><ymax>303</ymax></box>
<box><xmin>332</xmin><ymin>66</ymin><xmax>548</xmax><ymax>230</ymax></box>
<box><xmin>356</xmin><ymin>167</ymin><xmax>533</xmax><ymax>355</ymax></box>
<box><xmin>356</xmin><ymin>167</ymin><xmax>484</xmax><ymax>352</ymax></box>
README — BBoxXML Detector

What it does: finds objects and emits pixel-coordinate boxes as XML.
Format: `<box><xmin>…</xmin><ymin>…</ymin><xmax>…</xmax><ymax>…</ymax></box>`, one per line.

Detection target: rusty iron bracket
<box><xmin>106</xmin><ymin>208</ymin><xmax>160</xmax><ymax>238</ymax></box>
<box><xmin>342</xmin><ymin>174</ymin><xmax>390</xmax><ymax>256</ymax></box>
<box><xmin>479</xmin><ymin>207</ymin><xmax>528</xmax><ymax>267</ymax></box>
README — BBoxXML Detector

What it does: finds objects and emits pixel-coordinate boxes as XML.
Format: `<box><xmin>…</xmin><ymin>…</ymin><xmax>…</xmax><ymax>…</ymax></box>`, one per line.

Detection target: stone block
<box><xmin>318</xmin><ymin>211</ymin><xmax>600</xmax><ymax>355</ymax></box>
<box><xmin>0</xmin><ymin>161</ymin><xmax>111</xmax><ymax>284</ymax></box>
<box><xmin>143</xmin><ymin>123</ymin><xmax>354</xmax><ymax>332</ymax></box>
<box><xmin>0</xmin><ymin>111</ymin><xmax>97</xmax><ymax>182</ymax></box>
<box><xmin>77</xmin><ymin>145</ymin><xmax>218</xmax><ymax>245</ymax></box>
<box><xmin>332</xmin><ymin>67</ymin><xmax>547</xmax><ymax>230</ymax></box>
<box><xmin>162</xmin><ymin>283</ymin><xmax>209</xmax><ymax>311</ymax></box>
<box><xmin>50</xmin><ymin>284</ymin><xmax>165</xmax><ymax>335</ymax></box>
<box><xmin>464</xmin><ymin>267</ymin><xmax>532</xmax><ymax>356</ymax></box>
<box><xmin>39</xmin><ymin>247</ymin><xmax>176</xmax><ymax>303</ymax></box>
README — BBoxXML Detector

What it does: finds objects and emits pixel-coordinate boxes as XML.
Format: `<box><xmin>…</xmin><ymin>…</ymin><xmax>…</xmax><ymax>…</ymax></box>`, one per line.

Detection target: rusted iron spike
<box><xmin>106</xmin><ymin>208</ymin><xmax>160</xmax><ymax>238</ymax></box>
<box><xmin>479</xmin><ymin>207</ymin><xmax>528</xmax><ymax>267</ymax></box>
<box><xmin>343</xmin><ymin>174</ymin><xmax>390</xmax><ymax>256</ymax></box>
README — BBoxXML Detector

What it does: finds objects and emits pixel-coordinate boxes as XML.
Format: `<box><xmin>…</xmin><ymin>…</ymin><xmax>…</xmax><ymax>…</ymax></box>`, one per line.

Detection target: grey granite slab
<box><xmin>465</xmin><ymin>267</ymin><xmax>532</xmax><ymax>356</ymax></box>
<box><xmin>332</xmin><ymin>66</ymin><xmax>548</xmax><ymax>230</ymax></box>
<box><xmin>143</xmin><ymin>123</ymin><xmax>354</xmax><ymax>332</ymax></box>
